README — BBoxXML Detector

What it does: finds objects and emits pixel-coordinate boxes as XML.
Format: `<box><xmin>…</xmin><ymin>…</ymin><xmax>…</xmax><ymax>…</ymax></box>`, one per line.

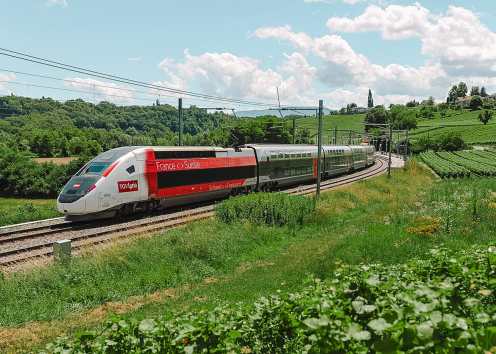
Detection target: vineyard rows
<box><xmin>420</xmin><ymin>150</ymin><xmax>496</xmax><ymax>178</ymax></box>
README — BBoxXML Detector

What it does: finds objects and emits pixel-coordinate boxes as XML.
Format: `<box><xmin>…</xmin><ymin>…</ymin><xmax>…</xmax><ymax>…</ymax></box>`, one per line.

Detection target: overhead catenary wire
<box><xmin>0</xmin><ymin>48</ymin><xmax>278</xmax><ymax>108</ymax></box>
<box><xmin>0</xmin><ymin>68</ymin><xmax>264</xmax><ymax>108</ymax></box>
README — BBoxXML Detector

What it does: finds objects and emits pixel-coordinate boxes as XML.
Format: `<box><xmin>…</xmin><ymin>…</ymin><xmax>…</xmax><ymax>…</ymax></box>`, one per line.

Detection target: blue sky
<box><xmin>1</xmin><ymin>0</ymin><xmax>496</xmax><ymax>109</ymax></box>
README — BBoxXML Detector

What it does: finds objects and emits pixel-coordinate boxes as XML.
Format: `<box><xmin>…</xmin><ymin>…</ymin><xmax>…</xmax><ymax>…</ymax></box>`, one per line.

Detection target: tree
<box><xmin>479</xmin><ymin>110</ymin><xmax>493</xmax><ymax>125</ymax></box>
<box><xmin>469</xmin><ymin>96</ymin><xmax>483</xmax><ymax>110</ymax></box>
<box><xmin>364</xmin><ymin>106</ymin><xmax>387</xmax><ymax>130</ymax></box>
<box><xmin>447</xmin><ymin>85</ymin><xmax>458</xmax><ymax>104</ymax></box>
<box><xmin>406</xmin><ymin>100</ymin><xmax>419</xmax><ymax>107</ymax></box>
<box><xmin>346</xmin><ymin>103</ymin><xmax>357</xmax><ymax>114</ymax></box>
<box><xmin>438</xmin><ymin>103</ymin><xmax>449</xmax><ymax>119</ymax></box>
<box><xmin>419</xmin><ymin>106</ymin><xmax>435</xmax><ymax>119</ymax></box>
<box><xmin>425</xmin><ymin>96</ymin><xmax>435</xmax><ymax>106</ymax></box>
<box><xmin>367</xmin><ymin>89</ymin><xmax>374</xmax><ymax>108</ymax></box>
<box><xmin>481</xmin><ymin>87</ymin><xmax>488</xmax><ymax>97</ymax></box>
<box><xmin>457</xmin><ymin>82</ymin><xmax>468</xmax><ymax>97</ymax></box>
<box><xmin>389</xmin><ymin>106</ymin><xmax>417</xmax><ymax>130</ymax></box>
<box><xmin>470</xmin><ymin>86</ymin><xmax>480</xmax><ymax>96</ymax></box>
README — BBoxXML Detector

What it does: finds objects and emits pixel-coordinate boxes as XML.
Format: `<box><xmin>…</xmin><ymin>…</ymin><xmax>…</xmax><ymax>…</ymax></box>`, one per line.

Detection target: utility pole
<box><xmin>178</xmin><ymin>98</ymin><xmax>183</xmax><ymax>146</ymax></box>
<box><xmin>405</xmin><ymin>130</ymin><xmax>409</xmax><ymax>161</ymax></box>
<box><xmin>316</xmin><ymin>100</ymin><xmax>323</xmax><ymax>199</ymax></box>
<box><xmin>388</xmin><ymin>123</ymin><xmax>392</xmax><ymax>178</ymax></box>
<box><xmin>292</xmin><ymin>117</ymin><xmax>296</xmax><ymax>144</ymax></box>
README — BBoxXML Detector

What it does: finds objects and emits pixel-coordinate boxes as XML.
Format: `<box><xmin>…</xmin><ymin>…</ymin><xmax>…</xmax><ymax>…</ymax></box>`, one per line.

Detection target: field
<box><xmin>292</xmin><ymin>109</ymin><xmax>496</xmax><ymax>146</ymax></box>
<box><xmin>420</xmin><ymin>150</ymin><xmax>496</xmax><ymax>178</ymax></box>
<box><xmin>33</xmin><ymin>157</ymin><xmax>77</xmax><ymax>165</ymax></box>
<box><xmin>294</xmin><ymin>113</ymin><xmax>366</xmax><ymax>143</ymax></box>
<box><xmin>0</xmin><ymin>198</ymin><xmax>59</xmax><ymax>227</ymax></box>
<box><xmin>2</xmin><ymin>162</ymin><xmax>496</xmax><ymax>352</ymax></box>
<box><xmin>411</xmin><ymin>109</ymin><xmax>496</xmax><ymax>144</ymax></box>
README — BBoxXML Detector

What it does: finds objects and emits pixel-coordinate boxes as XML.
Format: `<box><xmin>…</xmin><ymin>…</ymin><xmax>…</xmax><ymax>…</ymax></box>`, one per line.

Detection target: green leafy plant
<box><xmin>216</xmin><ymin>192</ymin><xmax>315</xmax><ymax>228</ymax></box>
<box><xmin>44</xmin><ymin>245</ymin><xmax>496</xmax><ymax>353</ymax></box>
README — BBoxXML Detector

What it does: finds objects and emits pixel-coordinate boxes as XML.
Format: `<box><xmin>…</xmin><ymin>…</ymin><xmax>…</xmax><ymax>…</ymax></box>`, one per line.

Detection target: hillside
<box><xmin>410</xmin><ymin>109</ymin><xmax>496</xmax><ymax>144</ymax></box>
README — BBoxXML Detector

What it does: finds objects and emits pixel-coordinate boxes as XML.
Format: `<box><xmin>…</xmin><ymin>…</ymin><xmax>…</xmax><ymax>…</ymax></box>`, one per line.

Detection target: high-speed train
<box><xmin>57</xmin><ymin>144</ymin><xmax>375</xmax><ymax>220</ymax></box>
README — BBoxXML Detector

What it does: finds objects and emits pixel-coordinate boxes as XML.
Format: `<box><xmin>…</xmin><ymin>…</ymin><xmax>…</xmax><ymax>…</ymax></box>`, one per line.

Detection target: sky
<box><xmin>0</xmin><ymin>0</ymin><xmax>496</xmax><ymax>109</ymax></box>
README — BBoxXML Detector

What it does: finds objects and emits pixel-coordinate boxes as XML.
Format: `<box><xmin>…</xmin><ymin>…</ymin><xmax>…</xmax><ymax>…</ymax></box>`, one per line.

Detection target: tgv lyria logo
<box><xmin>118</xmin><ymin>180</ymin><xmax>139</xmax><ymax>193</ymax></box>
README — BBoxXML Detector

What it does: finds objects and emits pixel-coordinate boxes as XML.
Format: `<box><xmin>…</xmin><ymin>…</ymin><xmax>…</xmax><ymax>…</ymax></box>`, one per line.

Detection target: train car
<box><xmin>243</xmin><ymin>144</ymin><xmax>317</xmax><ymax>190</ymax></box>
<box><xmin>58</xmin><ymin>146</ymin><xmax>257</xmax><ymax>219</ymax></box>
<box><xmin>322</xmin><ymin>146</ymin><xmax>353</xmax><ymax>177</ymax></box>
<box><xmin>57</xmin><ymin>144</ymin><xmax>375</xmax><ymax>220</ymax></box>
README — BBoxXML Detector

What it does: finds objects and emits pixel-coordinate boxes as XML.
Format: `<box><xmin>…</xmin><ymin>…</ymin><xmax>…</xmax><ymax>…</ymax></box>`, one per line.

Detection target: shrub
<box><xmin>0</xmin><ymin>144</ymin><xmax>86</xmax><ymax>197</ymax></box>
<box><xmin>45</xmin><ymin>245</ymin><xmax>496</xmax><ymax>353</ymax></box>
<box><xmin>216</xmin><ymin>192</ymin><xmax>314</xmax><ymax>227</ymax></box>
<box><xmin>436</xmin><ymin>132</ymin><xmax>467</xmax><ymax>151</ymax></box>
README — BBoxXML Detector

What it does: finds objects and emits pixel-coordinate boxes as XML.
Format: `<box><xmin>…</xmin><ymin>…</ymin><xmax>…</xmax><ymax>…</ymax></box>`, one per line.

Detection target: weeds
<box><xmin>0</xmin><ymin>198</ymin><xmax>59</xmax><ymax>227</ymax></box>
<box><xmin>216</xmin><ymin>192</ymin><xmax>315</xmax><ymax>228</ymax></box>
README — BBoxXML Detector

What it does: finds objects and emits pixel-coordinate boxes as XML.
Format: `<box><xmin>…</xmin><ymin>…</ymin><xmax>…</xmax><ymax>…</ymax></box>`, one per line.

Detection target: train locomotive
<box><xmin>57</xmin><ymin>144</ymin><xmax>375</xmax><ymax>220</ymax></box>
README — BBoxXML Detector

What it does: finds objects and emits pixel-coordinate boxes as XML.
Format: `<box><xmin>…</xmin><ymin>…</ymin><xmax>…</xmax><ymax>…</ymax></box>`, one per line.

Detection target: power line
<box><xmin>0</xmin><ymin>67</ymin><xmax>276</xmax><ymax>108</ymax></box>
<box><xmin>0</xmin><ymin>79</ymin><xmax>171</xmax><ymax>104</ymax></box>
<box><xmin>0</xmin><ymin>68</ymin><xmax>261</xmax><ymax>107</ymax></box>
<box><xmin>0</xmin><ymin>48</ymin><xmax>278</xmax><ymax>108</ymax></box>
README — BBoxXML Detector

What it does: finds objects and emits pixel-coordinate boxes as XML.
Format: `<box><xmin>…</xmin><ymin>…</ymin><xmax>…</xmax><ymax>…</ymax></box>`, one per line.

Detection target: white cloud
<box><xmin>159</xmin><ymin>51</ymin><xmax>282</xmax><ymax>102</ymax></box>
<box><xmin>252</xmin><ymin>4</ymin><xmax>496</xmax><ymax>108</ymax></box>
<box><xmin>327</xmin><ymin>3</ymin><xmax>429</xmax><ymax>39</ymax></box>
<box><xmin>46</xmin><ymin>0</ymin><xmax>68</xmax><ymax>7</ymax></box>
<box><xmin>0</xmin><ymin>73</ymin><xmax>16</xmax><ymax>94</ymax></box>
<box><xmin>157</xmin><ymin>50</ymin><xmax>323</xmax><ymax>107</ymax></box>
<box><xmin>64</xmin><ymin>78</ymin><xmax>134</xmax><ymax>104</ymax></box>
<box><xmin>327</xmin><ymin>4</ymin><xmax>496</xmax><ymax>77</ymax></box>
<box><xmin>254</xmin><ymin>26</ymin><xmax>314</xmax><ymax>52</ymax></box>
<box><xmin>254</xmin><ymin>24</ymin><xmax>446</xmax><ymax>99</ymax></box>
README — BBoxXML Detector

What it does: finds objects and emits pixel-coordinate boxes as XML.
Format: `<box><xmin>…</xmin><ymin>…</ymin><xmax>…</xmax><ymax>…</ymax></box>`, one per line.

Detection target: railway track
<box><xmin>0</xmin><ymin>158</ymin><xmax>387</xmax><ymax>269</ymax></box>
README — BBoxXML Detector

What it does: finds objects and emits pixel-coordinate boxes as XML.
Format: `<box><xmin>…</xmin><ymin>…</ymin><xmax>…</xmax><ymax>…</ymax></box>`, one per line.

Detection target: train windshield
<box><xmin>76</xmin><ymin>147</ymin><xmax>138</xmax><ymax>176</ymax></box>
<box><xmin>79</xmin><ymin>162</ymin><xmax>111</xmax><ymax>176</ymax></box>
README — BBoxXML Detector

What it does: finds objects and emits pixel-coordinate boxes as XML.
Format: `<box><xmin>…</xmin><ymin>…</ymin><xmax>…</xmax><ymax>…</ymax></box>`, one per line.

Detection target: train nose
<box><xmin>57</xmin><ymin>176</ymin><xmax>99</xmax><ymax>213</ymax></box>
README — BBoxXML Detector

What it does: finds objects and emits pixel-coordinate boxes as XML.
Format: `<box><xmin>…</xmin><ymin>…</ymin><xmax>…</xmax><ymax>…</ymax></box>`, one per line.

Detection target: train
<box><xmin>57</xmin><ymin>144</ymin><xmax>375</xmax><ymax>220</ymax></box>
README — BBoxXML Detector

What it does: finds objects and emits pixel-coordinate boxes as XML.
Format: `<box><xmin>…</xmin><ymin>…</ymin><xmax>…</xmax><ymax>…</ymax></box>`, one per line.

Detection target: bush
<box><xmin>45</xmin><ymin>245</ymin><xmax>496</xmax><ymax>353</ymax></box>
<box><xmin>216</xmin><ymin>192</ymin><xmax>314</xmax><ymax>227</ymax></box>
<box><xmin>411</xmin><ymin>132</ymin><xmax>466</xmax><ymax>153</ymax></box>
<box><xmin>0</xmin><ymin>145</ymin><xmax>86</xmax><ymax>197</ymax></box>
<box><xmin>436</xmin><ymin>132</ymin><xmax>467</xmax><ymax>151</ymax></box>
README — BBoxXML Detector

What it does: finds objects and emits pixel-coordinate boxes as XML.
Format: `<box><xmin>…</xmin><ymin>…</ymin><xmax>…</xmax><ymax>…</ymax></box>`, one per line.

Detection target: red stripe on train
<box><xmin>154</xmin><ymin>179</ymin><xmax>247</xmax><ymax>198</ymax></box>
<box><xmin>155</xmin><ymin>157</ymin><xmax>256</xmax><ymax>172</ymax></box>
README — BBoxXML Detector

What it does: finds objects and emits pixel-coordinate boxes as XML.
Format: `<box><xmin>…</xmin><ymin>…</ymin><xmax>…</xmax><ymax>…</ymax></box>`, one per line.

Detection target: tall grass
<box><xmin>0</xmin><ymin>198</ymin><xmax>59</xmax><ymax>227</ymax></box>
<box><xmin>216</xmin><ymin>192</ymin><xmax>315</xmax><ymax>227</ymax></box>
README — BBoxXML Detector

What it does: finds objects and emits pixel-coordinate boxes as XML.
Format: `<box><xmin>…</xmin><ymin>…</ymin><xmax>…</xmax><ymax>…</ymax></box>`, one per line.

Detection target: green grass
<box><xmin>3</xmin><ymin>162</ymin><xmax>496</xmax><ymax>352</ymax></box>
<box><xmin>0</xmin><ymin>198</ymin><xmax>59</xmax><ymax>227</ymax></box>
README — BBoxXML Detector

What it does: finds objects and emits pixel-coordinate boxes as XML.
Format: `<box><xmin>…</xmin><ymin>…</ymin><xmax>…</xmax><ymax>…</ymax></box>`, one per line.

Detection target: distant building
<box><xmin>351</xmin><ymin>106</ymin><xmax>368</xmax><ymax>114</ymax></box>
<box><xmin>455</xmin><ymin>96</ymin><xmax>472</xmax><ymax>108</ymax></box>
